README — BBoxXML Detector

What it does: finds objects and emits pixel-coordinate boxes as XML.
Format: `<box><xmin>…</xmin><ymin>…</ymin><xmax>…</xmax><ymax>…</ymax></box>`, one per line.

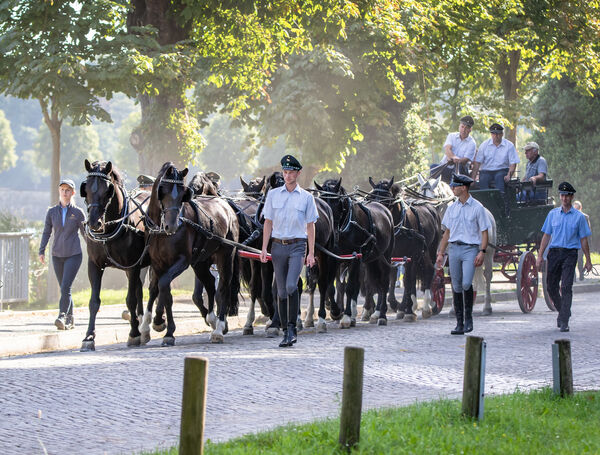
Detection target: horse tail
<box><xmin>228</xmin><ymin>247</ymin><xmax>241</xmax><ymax>316</ymax></box>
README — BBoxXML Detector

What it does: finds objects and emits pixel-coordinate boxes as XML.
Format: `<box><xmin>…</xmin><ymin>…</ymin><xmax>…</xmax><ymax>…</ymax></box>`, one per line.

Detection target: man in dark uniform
<box><xmin>260</xmin><ymin>155</ymin><xmax>318</xmax><ymax>347</ymax></box>
<box><xmin>536</xmin><ymin>182</ymin><xmax>592</xmax><ymax>332</ymax></box>
<box><xmin>436</xmin><ymin>174</ymin><xmax>490</xmax><ymax>334</ymax></box>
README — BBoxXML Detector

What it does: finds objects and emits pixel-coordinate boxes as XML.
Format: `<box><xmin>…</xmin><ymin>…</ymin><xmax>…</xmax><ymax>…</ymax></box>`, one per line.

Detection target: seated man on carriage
<box><xmin>431</xmin><ymin>115</ymin><xmax>477</xmax><ymax>184</ymax></box>
<box><xmin>518</xmin><ymin>142</ymin><xmax>548</xmax><ymax>202</ymax></box>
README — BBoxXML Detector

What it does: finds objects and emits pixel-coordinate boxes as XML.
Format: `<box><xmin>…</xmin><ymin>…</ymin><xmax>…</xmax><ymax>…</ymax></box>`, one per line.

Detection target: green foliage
<box><xmin>0</xmin><ymin>109</ymin><xmax>17</xmax><ymax>172</ymax></box>
<box><xmin>33</xmin><ymin>123</ymin><xmax>101</xmax><ymax>177</ymax></box>
<box><xmin>142</xmin><ymin>389</ymin><xmax>600</xmax><ymax>454</ymax></box>
<box><xmin>533</xmin><ymin>77</ymin><xmax>600</xmax><ymax>249</ymax></box>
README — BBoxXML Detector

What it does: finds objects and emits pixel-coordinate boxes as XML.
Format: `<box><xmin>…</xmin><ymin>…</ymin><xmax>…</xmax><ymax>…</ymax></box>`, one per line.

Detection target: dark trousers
<box><xmin>479</xmin><ymin>169</ymin><xmax>509</xmax><ymax>193</ymax></box>
<box><xmin>271</xmin><ymin>240</ymin><xmax>306</xmax><ymax>327</ymax></box>
<box><xmin>546</xmin><ymin>248</ymin><xmax>578</xmax><ymax>325</ymax></box>
<box><xmin>52</xmin><ymin>254</ymin><xmax>82</xmax><ymax>316</ymax></box>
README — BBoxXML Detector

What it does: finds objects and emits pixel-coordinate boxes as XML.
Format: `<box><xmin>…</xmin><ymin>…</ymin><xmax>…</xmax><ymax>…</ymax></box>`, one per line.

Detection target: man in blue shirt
<box><xmin>536</xmin><ymin>182</ymin><xmax>592</xmax><ymax>332</ymax></box>
<box><xmin>261</xmin><ymin>154</ymin><xmax>319</xmax><ymax>347</ymax></box>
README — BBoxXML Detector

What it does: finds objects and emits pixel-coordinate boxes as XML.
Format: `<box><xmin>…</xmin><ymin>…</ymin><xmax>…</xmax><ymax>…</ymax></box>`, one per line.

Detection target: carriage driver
<box><xmin>435</xmin><ymin>174</ymin><xmax>491</xmax><ymax>335</ymax></box>
<box><xmin>260</xmin><ymin>154</ymin><xmax>318</xmax><ymax>347</ymax></box>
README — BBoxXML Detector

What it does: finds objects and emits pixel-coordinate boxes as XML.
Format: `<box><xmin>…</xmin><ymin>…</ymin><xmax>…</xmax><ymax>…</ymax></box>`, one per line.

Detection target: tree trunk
<box><xmin>497</xmin><ymin>50</ymin><xmax>520</xmax><ymax>146</ymax></box>
<box><xmin>128</xmin><ymin>0</ymin><xmax>191</xmax><ymax>175</ymax></box>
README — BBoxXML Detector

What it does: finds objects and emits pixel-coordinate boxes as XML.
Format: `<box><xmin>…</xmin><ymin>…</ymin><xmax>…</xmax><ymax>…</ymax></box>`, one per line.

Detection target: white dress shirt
<box><xmin>263</xmin><ymin>184</ymin><xmax>319</xmax><ymax>239</ymax></box>
<box><xmin>441</xmin><ymin>195</ymin><xmax>491</xmax><ymax>245</ymax></box>
<box><xmin>475</xmin><ymin>138</ymin><xmax>520</xmax><ymax>171</ymax></box>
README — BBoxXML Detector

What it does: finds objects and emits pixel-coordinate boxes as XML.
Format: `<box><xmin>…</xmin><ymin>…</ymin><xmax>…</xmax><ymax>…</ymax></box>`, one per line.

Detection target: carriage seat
<box><xmin>508</xmin><ymin>179</ymin><xmax>553</xmax><ymax>206</ymax></box>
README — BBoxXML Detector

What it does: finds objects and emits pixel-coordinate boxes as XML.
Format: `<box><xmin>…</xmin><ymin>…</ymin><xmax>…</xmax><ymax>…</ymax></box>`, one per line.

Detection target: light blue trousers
<box><xmin>448</xmin><ymin>243</ymin><xmax>478</xmax><ymax>293</ymax></box>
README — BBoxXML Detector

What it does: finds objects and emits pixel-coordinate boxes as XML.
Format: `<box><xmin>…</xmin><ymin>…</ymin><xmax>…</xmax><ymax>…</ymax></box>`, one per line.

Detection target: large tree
<box><xmin>416</xmin><ymin>0</ymin><xmax>600</xmax><ymax>146</ymax></box>
<box><xmin>0</xmin><ymin>109</ymin><xmax>17</xmax><ymax>172</ymax></box>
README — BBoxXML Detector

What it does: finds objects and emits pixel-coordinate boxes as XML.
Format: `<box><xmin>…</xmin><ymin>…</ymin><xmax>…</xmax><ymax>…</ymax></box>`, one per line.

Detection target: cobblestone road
<box><xmin>1</xmin><ymin>292</ymin><xmax>599</xmax><ymax>455</ymax></box>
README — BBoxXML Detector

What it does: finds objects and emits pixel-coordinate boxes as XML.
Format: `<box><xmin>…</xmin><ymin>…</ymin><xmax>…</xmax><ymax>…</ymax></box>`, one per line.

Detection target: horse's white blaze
<box><xmin>340</xmin><ymin>314</ymin><xmax>352</xmax><ymax>328</ymax></box>
<box><xmin>206</xmin><ymin>311</ymin><xmax>217</xmax><ymax>329</ymax></box>
<box><xmin>140</xmin><ymin>310</ymin><xmax>152</xmax><ymax>334</ymax></box>
<box><xmin>351</xmin><ymin>300</ymin><xmax>358</xmax><ymax>319</ymax></box>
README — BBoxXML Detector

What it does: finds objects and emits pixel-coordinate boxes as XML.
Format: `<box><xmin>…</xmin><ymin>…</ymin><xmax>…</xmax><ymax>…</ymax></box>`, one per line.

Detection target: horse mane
<box><xmin>189</xmin><ymin>172</ymin><xmax>218</xmax><ymax>196</ymax></box>
<box><xmin>90</xmin><ymin>161</ymin><xmax>124</xmax><ymax>186</ymax></box>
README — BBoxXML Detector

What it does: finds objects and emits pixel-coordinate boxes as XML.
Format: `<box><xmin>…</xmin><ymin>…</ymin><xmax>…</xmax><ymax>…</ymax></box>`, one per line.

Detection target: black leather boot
<box><xmin>279</xmin><ymin>328</ymin><xmax>291</xmax><ymax>347</ymax></box>
<box><xmin>288</xmin><ymin>323</ymin><xmax>297</xmax><ymax>345</ymax></box>
<box><xmin>451</xmin><ymin>291</ymin><xmax>464</xmax><ymax>335</ymax></box>
<box><xmin>464</xmin><ymin>287</ymin><xmax>474</xmax><ymax>333</ymax></box>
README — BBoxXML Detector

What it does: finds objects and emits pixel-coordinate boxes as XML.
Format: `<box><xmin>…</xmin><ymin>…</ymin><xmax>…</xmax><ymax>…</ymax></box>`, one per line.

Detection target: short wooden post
<box><xmin>462</xmin><ymin>336</ymin><xmax>486</xmax><ymax>420</ymax></box>
<box><xmin>180</xmin><ymin>356</ymin><xmax>209</xmax><ymax>455</ymax></box>
<box><xmin>552</xmin><ymin>339</ymin><xmax>573</xmax><ymax>397</ymax></box>
<box><xmin>339</xmin><ymin>346</ymin><xmax>365</xmax><ymax>450</ymax></box>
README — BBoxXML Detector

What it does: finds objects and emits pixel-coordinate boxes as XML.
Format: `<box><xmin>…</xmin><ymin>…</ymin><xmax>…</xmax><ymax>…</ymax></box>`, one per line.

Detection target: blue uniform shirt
<box><xmin>541</xmin><ymin>206</ymin><xmax>591</xmax><ymax>249</ymax></box>
<box><xmin>263</xmin><ymin>184</ymin><xmax>319</xmax><ymax>239</ymax></box>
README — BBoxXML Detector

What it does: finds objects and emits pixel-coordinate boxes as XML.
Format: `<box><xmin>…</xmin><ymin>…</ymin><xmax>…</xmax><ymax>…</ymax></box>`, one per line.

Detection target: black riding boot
<box><xmin>287</xmin><ymin>291</ymin><xmax>299</xmax><ymax>345</ymax></box>
<box><xmin>451</xmin><ymin>291</ymin><xmax>464</xmax><ymax>335</ymax></box>
<box><xmin>277</xmin><ymin>297</ymin><xmax>290</xmax><ymax>347</ymax></box>
<box><xmin>464</xmin><ymin>287</ymin><xmax>474</xmax><ymax>333</ymax></box>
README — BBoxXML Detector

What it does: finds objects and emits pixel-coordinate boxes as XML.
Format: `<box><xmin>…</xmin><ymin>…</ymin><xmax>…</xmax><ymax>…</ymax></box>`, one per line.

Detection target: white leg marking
<box><xmin>210</xmin><ymin>319</ymin><xmax>225</xmax><ymax>343</ymax></box>
<box><xmin>316</xmin><ymin>317</ymin><xmax>327</xmax><ymax>333</ymax></box>
<box><xmin>340</xmin><ymin>314</ymin><xmax>352</xmax><ymax>329</ymax></box>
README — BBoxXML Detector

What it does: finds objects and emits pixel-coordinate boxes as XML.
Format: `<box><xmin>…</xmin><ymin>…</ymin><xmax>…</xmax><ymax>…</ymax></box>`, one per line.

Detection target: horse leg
<box><xmin>340</xmin><ymin>261</ymin><xmax>359</xmax><ymax>329</ymax></box>
<box><xmin>296</xmin><ymin>277</ymin><xmax>303</xmax><ymax>331</ymax></box>
<box><xmin>211</xmin><ymin>250</ymin><xmax>235</xmax><ymax>343</ymax></box>
<box><xmin>304</xmin><ymin>265</ymin><xmax>316</xmax><ymax>328</ymax></box>
<box><xmin>81</xmin><ymin>260</ymin><xmax>103</xmax><ymax>352</ymax></box>
<box><xmin>158</xmin><ymin>257</ymin><xmax>188</xmax><ymax>346</ymax></box>
<box><xmin>387</xmin><ymin>266</ymin><xmax>400</xmax><ymax>311</ymax></box>
<box><xmin>482</xmin><ymin>252</ymin><xmax>493</xmax><ymax>316</ymax></box>
<box><xmin>140</xmin><ymin>274</ymin><xmax>158</xmax><ymax>345</ymax></box>
<box><xmin>152</xmin><ymin>268</ymin><xmax>167</xmax><ymax>332</ymax></box>
<box><xmin>420</xmin><ymin>263</ymin><xmax>435</xmax><ymax>319</ymax></box>
<box><xmin>125</xmin><ymin>267</ymin><xmax>143</xmax><ymax>346</ymax></box>
<box><xmin>194</xmin><ymin>263</ymin><xmax>217</xmax><ymax>329</ymax></box>
<box><xmin>402</xmin><ymin>263</ymin><xmax>418</xmax><ymax>322</ymax></box>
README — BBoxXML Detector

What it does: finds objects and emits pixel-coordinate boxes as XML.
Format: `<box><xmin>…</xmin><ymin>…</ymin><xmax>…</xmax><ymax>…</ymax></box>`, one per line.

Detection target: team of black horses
<box><xmin>78</xmin><ymin>159</ymin><xmax>450</xmax><ymax>351</ymax></box>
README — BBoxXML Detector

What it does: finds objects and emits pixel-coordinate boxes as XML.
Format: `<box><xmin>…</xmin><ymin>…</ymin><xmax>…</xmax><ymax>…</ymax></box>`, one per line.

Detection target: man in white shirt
<box><xmin>471</xmin><ymin>123</ymin><xmax>520</xmax><ymax>194</ymax></box>
<box><xmin>261</xmin><ymin>154</ymin><xmax>318</xmax><ymax>347</ymax></box>
<box><xmin>433</xmin><ymin>115</ymin><xmax>477</xmax><ymax>183</ymax></box>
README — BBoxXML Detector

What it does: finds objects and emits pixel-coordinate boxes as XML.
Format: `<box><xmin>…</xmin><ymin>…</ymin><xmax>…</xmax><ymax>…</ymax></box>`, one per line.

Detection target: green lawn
<box><xmin>71</xmin><ymin>288</ymin><xmax>193</xmax><ymax>308</ymax></box>
<box><xmin>141</xmin><ymin>388</ymin><xmax>600</xmax><ymax>454</ymax></box>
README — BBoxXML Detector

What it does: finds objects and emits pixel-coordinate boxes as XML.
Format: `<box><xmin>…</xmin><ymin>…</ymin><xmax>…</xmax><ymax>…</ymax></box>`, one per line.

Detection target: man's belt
<box><xmin>272</xmin><ymin>238</ymin><xmax>306</xmax><ymax>245</ymax></box>
<box><xmin>450</xmin><ymin>241</ymin><xmax>479</xmax><ymax>247</ymax></box>
<box><xmin>550</xmin><ymin>247</ymin><xmax>578</xmax><ymax>252</ymax></box>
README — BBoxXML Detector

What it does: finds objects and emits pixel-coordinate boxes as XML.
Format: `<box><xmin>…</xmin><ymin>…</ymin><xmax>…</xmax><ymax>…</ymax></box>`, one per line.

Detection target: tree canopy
<box><xmin>0</xmin><ymin>109</ymin><xmax>17</xmax><ymax>172</ymax></box>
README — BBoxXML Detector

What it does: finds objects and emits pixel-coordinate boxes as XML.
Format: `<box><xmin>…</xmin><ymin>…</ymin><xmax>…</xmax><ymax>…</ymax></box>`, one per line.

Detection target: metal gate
<box><xmin>0</xmin><ymin>232</ymin><xmax>32</xmax><ymax>310</ymax></box>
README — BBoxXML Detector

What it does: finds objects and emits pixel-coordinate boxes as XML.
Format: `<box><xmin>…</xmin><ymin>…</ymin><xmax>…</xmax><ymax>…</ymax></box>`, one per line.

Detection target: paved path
<box><xmin>1</xmin><ymin>290</ymin><xmax>600</xmax><ymax>455</ymax></box>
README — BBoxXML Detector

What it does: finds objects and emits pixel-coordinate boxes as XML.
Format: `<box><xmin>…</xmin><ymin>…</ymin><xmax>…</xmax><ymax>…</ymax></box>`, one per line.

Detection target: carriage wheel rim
<box><xmin>517</xmin><ymin>251</ymin><xmax>538</xmax><ymax>313</ymax></box>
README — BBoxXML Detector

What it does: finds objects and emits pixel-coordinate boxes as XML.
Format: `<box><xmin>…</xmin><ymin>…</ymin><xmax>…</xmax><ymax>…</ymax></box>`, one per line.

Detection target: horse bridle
<box><xmin>157</xmin><ymin>176</ymin><xmax>185</xmax><ymax>234</ymax></box>
<box><xmin>85</xmin><ymin>171</ymin><xmax>116</xmax><ymax>234</ymax></box>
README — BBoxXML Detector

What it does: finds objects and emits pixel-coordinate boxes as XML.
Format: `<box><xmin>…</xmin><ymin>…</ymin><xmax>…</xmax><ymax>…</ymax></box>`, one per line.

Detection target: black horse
<box><xmin>367</xmin><ymin>177</ymin><xmax>441</xmax><ymax>322</ymax></box>
<box><xmin>80</xmin><ymin>159</ymin><xmax>151</xmax><ymax>351</ymax></box>
<box><xmin>314</xmin><ymin>178</ymin><xmax>394</xmax><ymax>327</ymax></box>
<box><xmin>143</xmin><ymin>163</ymin><xmax>240</xmax><ymax>345</ymax></box>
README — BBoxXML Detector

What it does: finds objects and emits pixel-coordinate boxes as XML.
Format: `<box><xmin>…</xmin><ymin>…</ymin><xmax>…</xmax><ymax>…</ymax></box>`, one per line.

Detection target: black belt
<box><xmin>450</xmin><ymin>241</ymin><xmax>479</xmax><ymax>247</ymax></box>
<box><xmin>272</xmin><ymin>238</ymin><xmax>306</xmax><ymax>245</ymax></box>
<box><xmin>550</xmin><ymin>247</ymin><xmax>578</xmax><ymax>252</ymax></box>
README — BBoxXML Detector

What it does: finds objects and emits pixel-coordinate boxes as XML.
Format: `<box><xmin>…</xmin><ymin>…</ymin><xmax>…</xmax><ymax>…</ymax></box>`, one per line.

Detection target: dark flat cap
<box><xmin>281</xmin><ymin>154</ymin><xmax>302</xmax><ymax>171</ymax></box>
<box><xmin>558</xmin><ymin>181</ymin><xmax>576</xmax><ymax>194</ymax></box>
<box><xmin>137</xmin><ymin>174</ymin><xmax>155</xmax><ymax>186</ymax></box>
<box><xmin>450</xmin><ymin>173</ymin><xmax>474</xmax><ymax>187</ymax></box>
<box><xmin>489</xmin><ymin>123</ymin><xmax>504</xmax><ymax>133</ymax></box>
<box><xmin>460</xmin><ymin>115</ymin><xmax>474</xmax><ymax>127</ymax></box>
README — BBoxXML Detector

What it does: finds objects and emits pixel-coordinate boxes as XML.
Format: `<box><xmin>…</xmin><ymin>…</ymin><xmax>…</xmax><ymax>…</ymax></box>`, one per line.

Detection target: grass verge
<box><xmin>140</xmin><ymin>388</ymin><xmax>600</xmax><ymax>454</ymax></box>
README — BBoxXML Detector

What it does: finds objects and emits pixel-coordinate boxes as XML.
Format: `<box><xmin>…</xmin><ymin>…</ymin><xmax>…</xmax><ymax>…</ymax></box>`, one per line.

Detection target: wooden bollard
<box><xmin>462</xmin><ymin>336</ymin><xmax>486</xmax><ymax>420</ymax></box>
<box><xmin>339</xmin><ymin>346</ymin><xmax>365</xmax><ymax>450</ymax></box>
<box><xmin>552</xmin><ymin>339</ymin><xmax>573</xmax><ymax>397</ymax></box>
<box><xmin>180</xmin><ymin>356</ymin><xmax>209</xmax><ymax>455</ymax></box>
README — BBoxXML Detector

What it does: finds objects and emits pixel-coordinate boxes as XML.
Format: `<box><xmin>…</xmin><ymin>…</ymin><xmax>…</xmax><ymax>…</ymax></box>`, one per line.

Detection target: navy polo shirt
<box><xmin>541</xmin><ymin>206</ymin><xmax>591</xmax><ymax>249</ymax></box>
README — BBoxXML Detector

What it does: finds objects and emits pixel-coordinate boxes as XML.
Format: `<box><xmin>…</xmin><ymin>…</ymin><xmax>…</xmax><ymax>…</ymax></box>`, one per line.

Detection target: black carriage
<box><xmin>430</xmin><ymin>179</ymin><xmax>556</xmax><ymax>314</ymax></box>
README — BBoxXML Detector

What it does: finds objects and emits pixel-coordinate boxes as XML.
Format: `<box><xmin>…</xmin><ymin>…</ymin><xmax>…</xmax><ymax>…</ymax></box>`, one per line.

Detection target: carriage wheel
<box><xmin>430</xmin><ymin>268</ymin><xmax>445</xmax><ymax>315</ymax></box>
<box><xmin>516</xmin><ymin>250</ymin><xmax>538</xmax><ymax>313</ymax></box>
<box><xmin>541</xmin><ymin>259</ymin><xmax>557</xmax><ymax>311</ymax></box>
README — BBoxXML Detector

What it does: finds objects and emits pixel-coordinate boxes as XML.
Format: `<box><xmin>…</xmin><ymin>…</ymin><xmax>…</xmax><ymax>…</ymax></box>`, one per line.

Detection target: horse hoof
<box><xmin>330</xmin><ymin>311</ymin><xmax>343</xmax><ymax>321</ymax></box>
<box><xmin>210</xmin><ymin>334</ymin><xmax>224</xmax><ymax>344</ymax></box>
<box><xmin>80</xmin><ymin>340</ymin><xmax>95</xmax><ymax>352</ymax></box>
<box><xmin>482</xmin><ymin>307</ymin><xmax>492</xmax><ymax>316</ymax></box>
<box><xmin>403</xmin><ymin>314</ymin><xmax>417</xmax><ymax>322</ymax></box>
<box><xmin>340</xmin><ymin>315</ymin><xmax>352</xmax><ymax>329</ymax></box>
<box><xmin>316</xmin><ymin>322</ymin><xmax>327</xmax><ymax>333</ymax></box>
<box><xmin>396</xmin><ymin>311</ymin><xmax>405</xmax><ymax>320</ymax></box>
<box><xmin>243</xmin><ymin>326</ymin><xmax>254</xmax><ymax>336</ymax></box>
<box><xmin>266</xmin><ymin>327</ymin><xmax>279</xmax><ymax>338</ymax></box>
<box><xmin>350</xmin><ymin>318</ymin><xmax>356</xmax><ymax>327</ymax></box>
<box><xmin>369</xmin><ymin>315</ymin><xmax>378</xmax><ymax>324</ymax></box>
<box><xmin>127</xmin><ymin>336</ymin><xmax>141</xmax><ymax>347</ymax></box>
<box><xmin>304</xmin><ymin>319</ymin><xmax>315</xmax><ymax>328</ymax></box>
<box><xmin>140</xmin><ymin>332</ymin><xmax>151</xmax><ymax>345</ymax></box>
<box><xmin>422</xmin><ymin>309</ymin><xmax>432</xmax><ymax>319</ymax></box>
<box><xmin>361</xmin><ymin>312</ymin><xmax>371</xmax><ymax>322</ymax></box>
<box><xmin>377</xmin><ymin>318</ymin><xmax>387</xmax><ymax>326</ymax></box>
<box><xmin>122</xmin><ymin>310</ymin><xmax>131</xmax><ymax>321</ymax></box>
<box><xmin>152</xmin><ymin>322</ymin><xmax>166</xmax><ymax>332</ymax></box>
<box><xmin>161</xmin><ymin>337</ymin><xmax>175</xmax><ymax>347</ymax></box>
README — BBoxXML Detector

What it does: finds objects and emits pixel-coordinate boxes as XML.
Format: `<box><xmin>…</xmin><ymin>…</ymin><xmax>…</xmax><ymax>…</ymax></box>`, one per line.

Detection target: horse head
<box><xmin>240</xmin><ymin>176</ymin><xmax>266</xmax><ymax>199</ymax></box>
<box><xmin>315</xmin><ymin>178</ymin><xmax>347</xmax><ymax>227</ymax></box>
<box><xmin>367</xmin><ymin>176</ymin><xmax>395</xmax><ymax>205</ymax></box>
<box><xmin>82</xmin><ymin>159</ymin><xmax>122</xmax><ymax>232</ymax></box>
<box><xmin>266</xmin><ymin>171</ymin><xmax>284</xmax><ymax>193</ymax></box>
<box><xmin>153</xmin><ymin>163</ymin><xmax>191</xmax><ymax>235</ymax></box>
<box><xmin>417</xmin><ymin>173</ymin><xmax>452</xmax><ymax>199</ymax></box>
<box><xmin>189</xmin><ymin>172</ymin><xmax>218</xmax><ymax>196</ymax></box>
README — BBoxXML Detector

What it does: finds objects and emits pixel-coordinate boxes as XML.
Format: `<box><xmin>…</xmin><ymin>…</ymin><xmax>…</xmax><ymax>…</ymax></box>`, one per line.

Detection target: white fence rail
<box><xmin>0</xmin><ymin>232</ymin><xmax>32</xmax><ymax>311</ymax></box>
